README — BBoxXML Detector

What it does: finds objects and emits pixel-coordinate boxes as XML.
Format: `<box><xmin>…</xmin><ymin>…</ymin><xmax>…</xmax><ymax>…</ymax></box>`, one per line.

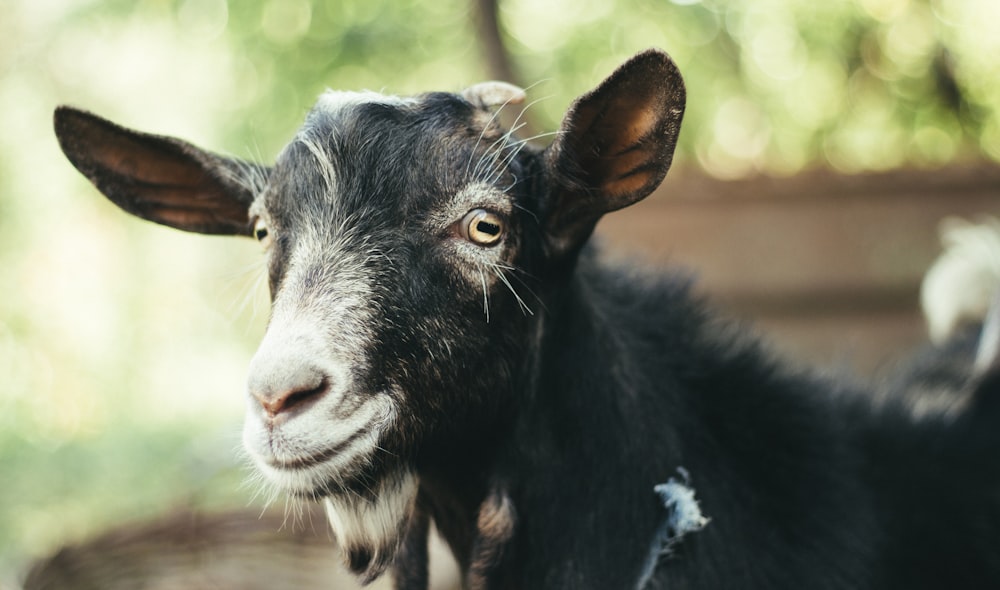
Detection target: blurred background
<box><xmin>2</xmin><ymin>0</ymin><xmax>999</xmax><ymax>587</ymax></box>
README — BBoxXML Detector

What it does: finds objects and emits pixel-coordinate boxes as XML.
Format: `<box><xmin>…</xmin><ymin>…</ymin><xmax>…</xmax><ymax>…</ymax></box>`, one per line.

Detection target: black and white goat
<box><xmin>54</xmin><ymin>49</ymin><xmax>1000</xmax><ymax>589</ymax></box>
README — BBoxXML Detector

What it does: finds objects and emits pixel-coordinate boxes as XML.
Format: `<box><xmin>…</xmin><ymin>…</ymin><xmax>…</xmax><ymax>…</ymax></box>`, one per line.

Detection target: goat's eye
<box><xmin>253</xmin><ymin>218</ymin><xmax>273</xmax><ymax>249</ymax></box>
<box><xmin>461</xmin><ymin>209</ymin><xmax>505</xmax><ymax>247</ymax></box>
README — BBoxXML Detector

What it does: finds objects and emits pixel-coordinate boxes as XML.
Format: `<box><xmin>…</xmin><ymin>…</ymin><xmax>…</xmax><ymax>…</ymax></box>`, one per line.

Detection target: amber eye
<box><xmin>461</xmin><ymin>209</ymin><xmax>505</xmax><ymax>247</ymax></box>
<box><xmin>253</xmin><ymin>217</ymin><xmax>273</xmax><ymax>249</ymax></box>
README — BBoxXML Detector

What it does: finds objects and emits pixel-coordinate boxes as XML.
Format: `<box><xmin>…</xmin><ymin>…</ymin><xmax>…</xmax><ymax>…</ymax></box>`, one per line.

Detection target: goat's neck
<box><xmin>416</xmin><ymin>262</ymin><xmax>691</xmax><ymax>584</ymax></box>
<box><xmin>481</xmin><ymin>266</ymin><xmax>691</xmax><ymax>585</ymax></box>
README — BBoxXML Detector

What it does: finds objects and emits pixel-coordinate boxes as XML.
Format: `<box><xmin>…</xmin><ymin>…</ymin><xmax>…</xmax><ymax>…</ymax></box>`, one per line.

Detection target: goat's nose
<box><xmin>248</xmin><ymin>362</ymin><xmax>330</xmax><ymax>418</ymax></box>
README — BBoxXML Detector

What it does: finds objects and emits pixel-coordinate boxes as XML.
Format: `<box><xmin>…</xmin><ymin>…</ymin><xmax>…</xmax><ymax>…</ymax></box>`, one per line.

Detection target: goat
<box><xmin>53</xmin><ymin>49</ymin><xmax>1000</xmax><ymax>589</ymax></box>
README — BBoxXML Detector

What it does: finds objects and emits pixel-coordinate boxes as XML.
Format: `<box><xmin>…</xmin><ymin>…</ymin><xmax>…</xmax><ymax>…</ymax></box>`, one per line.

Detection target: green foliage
<box><xmin>0</xmin><ymin>420</ymin><xmax>250</xmax><ymax>575</ymax></box>
<box><xmin>502</xmin><ymin>0</ymin><xmax>999</xmax><ymax>176</ymax></box>
<box><xmin>36</xmin><ymin>0</ymin><xmax>1000</xmax><ymax>174</ymax></box>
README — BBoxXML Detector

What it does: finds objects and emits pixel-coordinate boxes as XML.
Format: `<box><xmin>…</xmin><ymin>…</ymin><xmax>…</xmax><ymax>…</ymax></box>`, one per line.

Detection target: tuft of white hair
<box><xmin>637</xmin><ymin>468</ymin><xmax>710</xmax><ymax>589</ymax></box>
<box><xmin>920</xmin><ymin>216</ymin><xmax>1000</xmax><ymax>345</ymax></box>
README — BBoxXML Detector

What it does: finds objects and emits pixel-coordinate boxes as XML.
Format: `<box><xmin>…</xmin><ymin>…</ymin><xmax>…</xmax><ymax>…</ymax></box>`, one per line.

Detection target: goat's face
<box><xmin>54</xmin><ymin>48</ymin><xmax>684</xmax><ymax>581</ymax></box>
<box><xmin>240</xmin><ymin>91</ymin><xmax>548</xmax><ymax>574</ymax></box>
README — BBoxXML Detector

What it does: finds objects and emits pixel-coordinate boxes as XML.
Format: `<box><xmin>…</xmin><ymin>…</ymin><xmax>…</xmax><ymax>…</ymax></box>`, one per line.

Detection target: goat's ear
<box><xmin>542</xmin><ymin>49</ymin><xmax>685</xmax><ymax>256</ymax></box>
<box><xmin>53</xmin><ymin>106</ymin><xmax>266</xmax><ymax>236</ymax></box>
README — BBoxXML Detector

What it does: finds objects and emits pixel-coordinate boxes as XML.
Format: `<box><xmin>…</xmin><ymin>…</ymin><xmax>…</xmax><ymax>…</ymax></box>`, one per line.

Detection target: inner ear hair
<box><xmin>54</xmin><ymin>106</ymin><xmax>263</xmax><ymax>236</ymax></box>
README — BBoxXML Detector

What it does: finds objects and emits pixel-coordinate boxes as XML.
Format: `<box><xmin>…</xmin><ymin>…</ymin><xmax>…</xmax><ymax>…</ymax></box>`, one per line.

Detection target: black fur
<box><xmin>53</xmin><ymin>49</ymin><xmax>1000</xmax><ymax>589</ymax></box>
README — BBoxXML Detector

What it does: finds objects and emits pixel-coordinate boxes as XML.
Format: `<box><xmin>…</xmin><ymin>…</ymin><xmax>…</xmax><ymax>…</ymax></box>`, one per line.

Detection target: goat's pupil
<box><xmin>461</xmin><ymin>208</ymin><xmax>503</xmax><ymax>246</ymax></box>
<box><xmin>477</xmin><ymin>221</ymin><xmax>500</xmax><ymax>236</ymax></box>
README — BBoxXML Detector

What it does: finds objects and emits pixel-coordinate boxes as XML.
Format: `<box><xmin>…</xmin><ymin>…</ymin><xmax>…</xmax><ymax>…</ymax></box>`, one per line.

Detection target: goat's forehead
<box><xmin>284</xmin><ymin>89</ymin><xmax>488</xmax><ymax>168</ymax></box>
<box><xmin>306</xmin><ymin>88</ymin><xmax>479</xmax><ymax>134</ymax></box>
<box><xmin>258</xmin><ymin>88</ymin><xmax>523</xmax><ymax>227</ymax></box>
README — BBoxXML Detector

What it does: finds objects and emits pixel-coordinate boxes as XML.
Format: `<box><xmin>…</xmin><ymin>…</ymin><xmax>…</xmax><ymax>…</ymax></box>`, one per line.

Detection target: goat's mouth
<box><xmin>262</xmin><ymin>427</ymin><xmax>369</xmax><ymax>471</ymax></box>
<box><xmin>242</xmin><ymin>396</ymin><xmax>398</xmax><ymax>498</ymax></box>
<box><xmin>250</xmin><ymin>439</ymin><xmax>390</xmax><ymax>501</ymax></box>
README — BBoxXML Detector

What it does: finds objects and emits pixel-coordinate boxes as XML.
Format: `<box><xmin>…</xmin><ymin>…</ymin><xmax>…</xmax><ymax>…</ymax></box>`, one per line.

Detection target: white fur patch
<box><xmin>294</xmin><ymin>131</ymin><xmax>338</xmax><ymax>194</ymax></box>
<box><xmin>921</xmin><ymin>216</ymin><xmax>1000</xmax><ymax>344</ymax></box>
<box><xmin>242</xmin><ymin>219</ymin><xmax>397</xmax><ymax>497</ymax></box>
<box><xmin>242</xmin><ymin>397</ymin><xmax>396</xmax><ymax>495</ymax></box>
<box><xmin>654</xmin><ymin>476</ymin><xmax>709</xmax><ymax>539</ymax></box>
<box><xmin>324</xmin><ymin>469</ymin><xmax>419</xmax><ymax>582</ymax></box>
<box><xmin>637</xmin><ymin>468</ymin><xmax>709</xmax><ymax>589</ymax></box>
<box><xmin>314</xmin><ymin>89</ymin><xmax>414</xmax><ymax>115</ymax></box>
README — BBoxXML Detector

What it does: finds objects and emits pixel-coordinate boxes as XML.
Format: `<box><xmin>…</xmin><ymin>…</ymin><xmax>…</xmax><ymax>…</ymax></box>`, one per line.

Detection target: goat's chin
<box><xmin>250</xmin><ymin>453</ymin><xmax>418</xmax><ymax>584</ymax></box>
<box><xmin>324</xmin><ymin>469</ymin><xmax>419</xmax><ymax>584</ymax></box>
<box><xmin>242</xmin><ymin>395</ymin><xmax>416</xmax><ymax>581</ymax></box>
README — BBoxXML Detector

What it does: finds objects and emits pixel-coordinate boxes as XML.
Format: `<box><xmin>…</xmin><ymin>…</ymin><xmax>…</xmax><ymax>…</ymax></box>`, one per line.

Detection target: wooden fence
<box><xmin>597</xmin><ymin>163</ymin><xmax>1000</xmax><ymax>375</ymax></box>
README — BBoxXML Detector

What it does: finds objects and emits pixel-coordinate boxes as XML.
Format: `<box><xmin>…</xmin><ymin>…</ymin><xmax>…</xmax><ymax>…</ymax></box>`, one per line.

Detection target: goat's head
<box><xmin>54</xmin><ymin>48</ymin><xmax>685</xmax><ymax>581</ymax></box>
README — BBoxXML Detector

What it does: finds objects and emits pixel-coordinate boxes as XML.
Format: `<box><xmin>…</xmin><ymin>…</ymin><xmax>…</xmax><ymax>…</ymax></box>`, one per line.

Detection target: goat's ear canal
<box><xmin>53</xmin><ymin>106</ymin><xmax>267</xmax><ymax>236</ymax></box>
<box><xmin>542</xmin><ymin>49</ymin><xmax>685</xmax><ymax>256</ymax></box>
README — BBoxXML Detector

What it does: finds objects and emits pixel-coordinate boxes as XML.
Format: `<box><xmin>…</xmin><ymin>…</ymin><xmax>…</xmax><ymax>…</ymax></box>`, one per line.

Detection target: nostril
<box><xmin>278</xmin><ymin>379</ymin><xmax>328</xmax><ymax>413</ymax></box>
<box><xmin>252</xmin><ymin>375</ymin><xmax>330</xmax><ymax>418</ymax></box>
<box><xmin>246</xmin><ymin>329</ymin><xmax>333</xmax><ymax>419</ymax></box>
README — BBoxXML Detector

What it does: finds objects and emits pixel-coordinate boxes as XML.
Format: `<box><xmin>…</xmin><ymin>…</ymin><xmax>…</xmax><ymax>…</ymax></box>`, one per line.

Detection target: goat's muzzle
<box><xmin>248</xmin><ymin>361</ymin><xmax>330</xmax><ymax>419</ymax></box>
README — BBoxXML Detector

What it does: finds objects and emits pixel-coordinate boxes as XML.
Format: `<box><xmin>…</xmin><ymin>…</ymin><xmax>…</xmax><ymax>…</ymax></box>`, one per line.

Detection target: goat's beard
<box><xmin>323</xmin><ymin>468</ymin><xmax>419</xmax><ymax>584</ymax></box>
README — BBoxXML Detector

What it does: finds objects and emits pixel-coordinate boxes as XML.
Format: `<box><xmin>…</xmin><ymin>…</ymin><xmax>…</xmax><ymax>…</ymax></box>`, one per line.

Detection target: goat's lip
<box><xmin>263</xmin><ymin>428</ymin><xmax>368</xmax><ymax>470</ymax></box>
<box><xmin>291</xmin><ymin>458</ymin><xmax>388</xmax><ymax>501</ymax></box>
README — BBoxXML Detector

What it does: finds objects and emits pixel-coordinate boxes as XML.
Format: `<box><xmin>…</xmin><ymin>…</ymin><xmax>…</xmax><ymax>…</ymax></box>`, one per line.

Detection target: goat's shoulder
<box><xmin>570</xmin><ymin>251</ymin><xmax>708</xmax><ymax>352</ymax></box>
<box><xmin>568</xmin><ymin>252</ymin><xmax>829</xmax><ymax>409</ymax></box>
<box><xmin>516</xmin><ymin>255</ymin><xmax>883</xmax><ymax>588</ymax></box>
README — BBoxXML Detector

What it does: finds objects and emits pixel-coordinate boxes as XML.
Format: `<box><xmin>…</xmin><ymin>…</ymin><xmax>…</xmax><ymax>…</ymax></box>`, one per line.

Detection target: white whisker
<box><xmin>495</xmin><ymin>263</ymin><xmax>547</xmax><ymax>312</ymax></box>
<box><xmin>491</xmin><ymin>264</ymin><xmax>534</xmax><ymax>316</ymax></box>
<box><xmin>487</xmin><ymin>140</ymin><xmax>529</xmax><ymax>185</ymax></box>
<box><xmin>515</xmin><ymin>129</ymin><xmax>561</xmax><ymax>145</ymax></box>
<box><xmin>472</xmin><ymin>124</ymin><xmax>526</xmax><ymax>181</ymax></box>
<box><xmin>464</xmin><ymin>92</ymin><xmax>529</xmax><ymax>178</ymax></box>
<box><xmin>512</xmin><ymin>202</ymin><xmax>540</xmax><ymax>225</ymax></box>
<box><xmin>472</xmin><ymin>93</ymin><xmax>553</xmax><ymax>184</ymax></box>
<box><xmin>479</xmin><ymin>266</ymin><xmax>491</xmax><ymax>322</ymax></box>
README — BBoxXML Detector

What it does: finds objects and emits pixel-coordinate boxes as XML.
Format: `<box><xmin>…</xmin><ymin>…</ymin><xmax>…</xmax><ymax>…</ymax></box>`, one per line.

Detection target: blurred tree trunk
<box><xmin>597</xmin><ymin>163</ymin><xmax>1000</xmax><ymax>374</ymax></box>
<box><xmin>473</xmin><ymin>0</ymin><xmax>519</xmax><ymax>85</ymax></box>
<box><xmin>470</xmin><ymin>0</ymin><xmax>542</xmax><ymax>138</ymax></box>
